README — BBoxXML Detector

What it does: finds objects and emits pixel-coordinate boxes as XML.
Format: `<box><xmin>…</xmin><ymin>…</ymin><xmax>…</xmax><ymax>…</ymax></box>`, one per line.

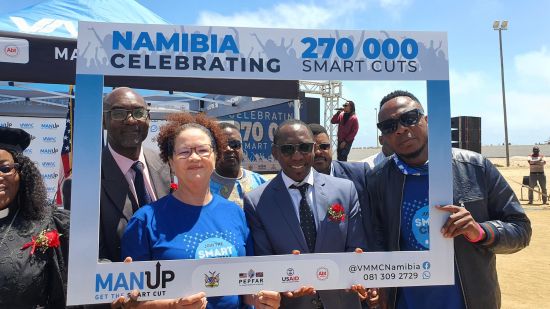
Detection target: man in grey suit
<box><xmin>100</xmin><ymin>87</ymin><xmax>170</xmax><ymax>262</ymax></box>
<box><xmin>244</xmin><ymin>119</ymin><xmax>367</xmax><ymax>309</ymax></box>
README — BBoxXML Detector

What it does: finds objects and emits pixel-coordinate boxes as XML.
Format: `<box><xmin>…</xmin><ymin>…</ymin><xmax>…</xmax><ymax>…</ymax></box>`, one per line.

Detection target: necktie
<box><xmin>131</xmin><ymin>161</ymin><xmax>152</xmax><ymax>211</ymax></box>
<box><xmin>290</xmin><ymin>183</ymin><xmax>317</xmax><ymax>252</ymax></box>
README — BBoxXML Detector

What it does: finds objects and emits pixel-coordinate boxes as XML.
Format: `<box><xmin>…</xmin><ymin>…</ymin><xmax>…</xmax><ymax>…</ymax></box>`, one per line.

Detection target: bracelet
<box><xmin>465</xmin><ymin>222</ymin><xmax>485</xmax><ymax>243</ymax></box>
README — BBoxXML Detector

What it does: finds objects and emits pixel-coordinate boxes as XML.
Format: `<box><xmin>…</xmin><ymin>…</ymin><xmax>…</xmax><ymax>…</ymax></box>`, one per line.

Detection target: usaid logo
<box><xmin>42</xmin><ymin>136</ymin><xmax>57</xmax><ymax>143</ymax></box>
<box><xmin>42</xmin><ymin>161</ymin><xmax>56</xmax><ymax>168</ymax></box>
<box><xmin>0</xmin><ymin>122</ymin><xmax>13</xmax><ymax>128</ymax></box>
<box><xmin>42</xmin><ymin>172</ymin><xmax>59</xmax><ymax>180</ymax></box>
<box><xmin>95</xmin><ymin>262</ymin><xmax>174</xmax><ymax>292</ymax></box>
<box><xmin>41</xmin><ymin>123</ymin><xmax>60</xmax><ymax>130</ymax></box>
<box><xmin>4</xmin><ymin>45</ymin><xmax>18</xmax><ymax>57</ymax></box>
<box><xmin>281</xmin><ymin>268</ymin><xmax>300</xmax><ymax>283</ymax></box>
<box><xmin>40</xmin><ymin>148</ymin><xmax>59</xmax><ymax>155</ymax></box>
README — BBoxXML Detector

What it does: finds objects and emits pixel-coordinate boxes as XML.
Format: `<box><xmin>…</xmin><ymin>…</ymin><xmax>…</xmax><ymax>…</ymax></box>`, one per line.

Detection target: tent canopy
<box><xmin>0</xmin><ymin>0</ymin><xmax>299</xmax><ymax>100</ymax></box>
<box><xmin>0</xmin><ymin>0</ymin><xmax>168</xmax><ymax>38</ymax></box>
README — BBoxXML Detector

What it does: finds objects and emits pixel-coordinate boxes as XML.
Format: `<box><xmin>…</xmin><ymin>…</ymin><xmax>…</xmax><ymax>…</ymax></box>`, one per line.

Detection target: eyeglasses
<box><xmin>227</xmin><ymin>140</ymin><xmax>242</xmax><ymax>150</ymax></box>
<box><xmin>275</xmin><ymin>143</ymin><xmax>315</xmax><ymax>156</ymax></box>
<box><xmin>0</xmin><ymin>163</ymin><xmax>19</xmax><ymax>176</ymax></box>
<box><xmin>377</xmin><ymin>109</ymin><xmax>424</xmax><ymax>135</ymax></box>
<box><xmin>315</xmin><ymin>143</ymin><xmax>331</xmax><ymax>151</ymax></box>
<box><xmin>104</xmin><ymin>108</ymin><xmax>149</xmax><ymax>121</ymax></box>
<box><xmin>174</xmin><ymin>144</ymin><xmax>213</xmax><ymax>159</ymax></box>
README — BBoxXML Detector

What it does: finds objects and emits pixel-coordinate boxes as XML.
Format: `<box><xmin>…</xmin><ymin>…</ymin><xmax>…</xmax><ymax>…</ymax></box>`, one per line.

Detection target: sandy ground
<box><xmin>490</xmin><ymin>157</ymin><xmax>549</xmax><ymax>308</ymax></box>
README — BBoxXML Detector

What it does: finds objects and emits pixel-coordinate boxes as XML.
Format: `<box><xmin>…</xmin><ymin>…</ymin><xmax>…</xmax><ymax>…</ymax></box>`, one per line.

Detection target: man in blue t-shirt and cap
<box><xmin>364</xmin><ymin>90</ymin><xmax>531</xmax><ymax>309</ymax></box>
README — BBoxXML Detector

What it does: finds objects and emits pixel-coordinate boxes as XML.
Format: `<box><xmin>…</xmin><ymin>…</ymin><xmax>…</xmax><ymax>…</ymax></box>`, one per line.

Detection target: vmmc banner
<box><xmin>76</xmin><ymin>22</ymin><xmax>448</xmax><ymax>80</ymax></box>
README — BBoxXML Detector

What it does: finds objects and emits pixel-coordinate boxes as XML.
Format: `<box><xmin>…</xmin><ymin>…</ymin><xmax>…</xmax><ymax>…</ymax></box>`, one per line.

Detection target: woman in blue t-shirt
<box><xmin>121</xmin><ymin>113</ymin><xmax>281</xmax><ymax>309</ymax></box>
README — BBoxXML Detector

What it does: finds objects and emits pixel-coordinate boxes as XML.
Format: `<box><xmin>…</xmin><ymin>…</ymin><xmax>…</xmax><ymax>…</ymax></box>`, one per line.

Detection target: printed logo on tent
<box><xmin>42</xmin><ymin>172</ymin><xmax>59</xmax><ymax>180</ymax></box>
<box><xmin>40</xmin><ymin>148</ymin><xmax>59</xmax><ymax>155</ymax></box>
<box><xmin>42</xmin><ymin>161</ymin><xmax>56</xmax><ymax>168</ymax></box>
<box><xmin>19</xmin><ymin>122</ymin><xmax>34</xmax><ymax>129</ymax></box>
<box><xmin>0</xmin><ymin>122</ymin><xmax>13</xmax><ymax>128</ymax></box>
<box><xmin>42</xmin><ymin>136</ymin><xmax>57</xmax><ymax>143</ymax></box>
<box><xmin>9</xmin><ymin>17</ymin><xmax>78</xmax><ymax>37</ymax></box>
<box><xmin>4</xmin><ymin>45</ymin><xmax>18</xmax><ymax>57</ymax></box>
<box><xmin>41</xmin><ymin>123</ymin><xmax>60</xmax><ymax>130</ymax></box>
<box><xmin>0</xmin><ymin>38</ymin><xmax>29</xmax><ymax>64</ymax></box>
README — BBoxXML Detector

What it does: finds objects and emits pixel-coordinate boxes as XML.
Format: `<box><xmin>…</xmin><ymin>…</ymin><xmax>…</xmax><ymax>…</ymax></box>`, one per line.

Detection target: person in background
<box><xmin>331</xmin><ymin>100</ymin><xmax>359</xmax><ymax>161</ymax></box>
<box><xmin>364</xmin><ymin>90</ymin><xmax>531</xmax><ymax>308</ymax></box>
<box><xmin>100</xmin><ymin>87</ymin><xmax>171</xmax><ymax>262</ymax></box>
<box><xmin>363</xmin><ymin>135</ymin><xmax>394</xmax><ymax>169</ymax></box>
<box><xmin>527</xmin><ymin>146</ymin><xmax>547</xmax><ymax>204</ymax></box>
<box><xmin>210</xmin><ymin>122</ymin><xmax>267</xmax><ymax>207</ymax></box>
<box><xmin>0</xmin><ymin>127</ymin><xmax>70</xmax><ymax>308</ymax></box>
<box><xmin>122</xmin><ymin>113</ymin><xmax>280</xmax><ymax>309</ymax></box>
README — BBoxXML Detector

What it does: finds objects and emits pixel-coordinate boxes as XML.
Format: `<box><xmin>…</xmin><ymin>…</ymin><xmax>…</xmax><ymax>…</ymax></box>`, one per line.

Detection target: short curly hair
<box><xmin>9</xmin><ymin>150</ymin><xmax>50</xmax><ymax>220</ymax></box>
<box><xmin>156</xmin><ymin>113</ymin><xmax>227</xmax><ymax>163</ymax></box>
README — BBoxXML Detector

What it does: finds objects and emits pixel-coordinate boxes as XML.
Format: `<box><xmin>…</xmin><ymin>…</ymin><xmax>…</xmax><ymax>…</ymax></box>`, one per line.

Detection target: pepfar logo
<box><xmin>42</xmin><ymin>136</ymin><xmax>57</xmax><ymax>143</ymax></box>
<box><xmin>40</xmin><ymin>148</ymin><xmax>59</xmax><ymax>155</ymax></box>
<box><xmin>238</xmin><ymin>269</ymin><xmax>264</xmax><ymax>286</ymax></box>
<box><xmin>95</xmin><ymin>262</ymin><xmax>174</xmax><ymax>292</ymax></box>
<box><xmin>42</xmin><ymin>172</ymin><xmax>59</xmax><ymax>180</ymax></box>
<box><xmin>41</xmin><ymin>123</ymin><xmax>60</xmax><ymax>130</ymax></box>
<box><xmin>4</xmin><ymin>45</ymin><xmax>18</xmax><ymax>57</ymax></box>
<box><xmin>19</xmin><ymin>122</ymin><xmax>34</xmax><ymax>129</ymax></box>
<box><xmin>281</xmin><ymin>268</ymin><xmax>300</xmax><ymax>283</ymax></box>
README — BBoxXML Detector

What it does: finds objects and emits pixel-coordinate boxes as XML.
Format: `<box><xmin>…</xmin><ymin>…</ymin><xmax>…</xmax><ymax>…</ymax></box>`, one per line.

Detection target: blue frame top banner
<box><xmin>76</xmin><ymin>22</ymin><xmax>448</xmax><ymax>80</ymax></box>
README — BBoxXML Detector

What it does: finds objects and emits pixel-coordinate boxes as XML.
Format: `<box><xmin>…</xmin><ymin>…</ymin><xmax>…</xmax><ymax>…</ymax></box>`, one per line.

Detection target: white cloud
<box><xmin>514</xmin><ymin>46</ymin><xmax>550</xmax><ymax>88</ymax></box>
<box><xmin>196</xmin><ymin>2</ymin><xmax>361</xmax><ymax>29</ymax></box>
<box><xmin>196</xmin><ymin>0</ymin><xmax>411</xmax><ymax>29</ymax></box>
<box><xmin>449</xmin><ymin>69</ymin><xmax>486</xmax><ymax>97</ymax></box>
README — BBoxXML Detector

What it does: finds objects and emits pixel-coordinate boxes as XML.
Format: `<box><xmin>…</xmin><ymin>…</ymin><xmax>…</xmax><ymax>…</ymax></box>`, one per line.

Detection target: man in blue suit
<box><xmin>244</xmin><ymin>119</ymin><xmax>367</xmax><ymax>309</ymax></box>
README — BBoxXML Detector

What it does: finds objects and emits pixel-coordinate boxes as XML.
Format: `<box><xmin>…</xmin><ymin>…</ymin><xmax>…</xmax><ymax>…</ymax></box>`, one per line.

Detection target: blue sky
<box><xmin>1</xmin><ymin>0</ymin><xmax>549</xmax><ymax>146</ymax></box>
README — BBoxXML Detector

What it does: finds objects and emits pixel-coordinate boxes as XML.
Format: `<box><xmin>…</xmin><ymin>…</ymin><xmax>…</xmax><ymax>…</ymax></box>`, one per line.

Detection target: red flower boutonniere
<box><xmin>327</xmin><ymin>203</ymin><xmax>346</xmax><ymax>223</ymax></box>
<box><xmin>170</xmin><ymin>182</ymin><xmax>178</xmax><ymax>191</ymax></box>
<box><xmin>21</xmin><ymin>229</ymin><xmax>61</xmax><ymax>255</ymax></box>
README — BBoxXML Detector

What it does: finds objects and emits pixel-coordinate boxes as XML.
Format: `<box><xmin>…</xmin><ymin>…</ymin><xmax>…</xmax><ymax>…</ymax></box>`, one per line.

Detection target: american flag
<box><xmin>55</xmin><ymin>86</ymin><xmax>74</xmax><ymax>206</ymax></box>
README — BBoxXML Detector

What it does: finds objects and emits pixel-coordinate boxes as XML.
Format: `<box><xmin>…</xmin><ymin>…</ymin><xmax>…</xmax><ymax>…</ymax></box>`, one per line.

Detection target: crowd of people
<box><xmin>0</xmin><ymin>87</ymin><xmax>532</xmax><ymax>309</ymax></box>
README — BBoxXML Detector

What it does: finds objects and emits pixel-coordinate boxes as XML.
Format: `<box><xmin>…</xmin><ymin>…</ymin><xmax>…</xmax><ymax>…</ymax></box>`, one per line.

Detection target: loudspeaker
<box><xmin>451</xmin><ymin>116</ymin><xmax>481</xmax><ymax>153</ymax></box>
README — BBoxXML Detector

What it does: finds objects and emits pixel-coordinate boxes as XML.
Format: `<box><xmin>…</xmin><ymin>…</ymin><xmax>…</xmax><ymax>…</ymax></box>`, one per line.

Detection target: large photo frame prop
<box><xmin>68</xmin><ymin>22</ymin><xmax>452</xmax><ymax>305</ymax></box>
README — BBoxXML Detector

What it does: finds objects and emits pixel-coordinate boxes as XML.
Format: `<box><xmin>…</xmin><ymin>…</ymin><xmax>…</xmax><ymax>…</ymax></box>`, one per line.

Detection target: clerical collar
<box><xmin>0</xmin><ymin>208</ymin><xmax>9</xmax><ymax>219</ymax></box>
<box><xmin>392</xmin><ymin>154</ymin><xmax>429</xmax><ymax>176</ymax></box>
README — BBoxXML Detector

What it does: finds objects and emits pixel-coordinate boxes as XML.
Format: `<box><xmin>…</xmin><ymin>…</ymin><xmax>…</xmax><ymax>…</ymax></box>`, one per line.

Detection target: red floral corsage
<box><xmin>21</xmin><ymin>229</ymin><xmax>61</xmax><ymax>255</ymax></box>
<box><xmin>327</xmin><ymin>203</ymin><xmax>346</xmax><ymax>223</ymax></box>
<box><xmin>170</xmin><ymin>182</ymin><xmax>179</xmax><ymax>191</ymax></box>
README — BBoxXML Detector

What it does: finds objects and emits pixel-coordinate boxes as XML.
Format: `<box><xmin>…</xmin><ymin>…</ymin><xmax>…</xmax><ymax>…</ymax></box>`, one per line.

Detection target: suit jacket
<box><xmin>244</xmin><ymin>170</ymin><xmax>367</xmax><ymax>309</ymax></box>
<box><xmin>99</xmin><ymin>147</ymin><xmax>170</xmax><ymax>262</ymax></box>
<box><xmin>332</xmin><ymin>161</ymin><xmax>372</xmax><ymax>246</ymax></box>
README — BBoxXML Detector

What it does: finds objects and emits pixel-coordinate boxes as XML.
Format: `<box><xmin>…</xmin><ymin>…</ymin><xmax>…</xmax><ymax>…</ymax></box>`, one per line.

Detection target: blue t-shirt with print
<box><xmin>122</xmin><ymin>194</ymin><xmax>253</xmax><ymax>309</ymax></box>
<box><xmin>394</xmin><ymin>155</ymin><xmax>465</xmax><ymax>309</ymax></box>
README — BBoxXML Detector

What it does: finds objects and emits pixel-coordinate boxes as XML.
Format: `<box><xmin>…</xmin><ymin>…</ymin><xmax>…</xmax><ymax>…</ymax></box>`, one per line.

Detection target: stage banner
<box><xmin>76</xmin><ymin>23</ymin><xmax>448</xmax><ymax>80</ymax></box>
<box><xmin>68</xmin><ymin>22</ymin><xmax>453</xmax><ymax>305</ymax></box>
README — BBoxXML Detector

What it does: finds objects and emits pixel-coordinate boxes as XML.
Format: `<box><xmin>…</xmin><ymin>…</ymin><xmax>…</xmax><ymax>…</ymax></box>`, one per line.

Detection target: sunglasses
<box><xmin>104</xmin><ymin>107</ymin><xmax>150</xmax><ymax>121</ymax></box>
<box><xmin>174</xmin><ymin>144</ymin><xmax>213</xmax><ymax>159</ymax></box>
<box><xmin>0</xmin><ymin>163</ymin><xmax>19</xmax><ymax>176</ymax></box>
<box><xmin>377</xmin><ymin>109</ymin><xmax>424</xmax><ymax>135</ymax></box>
<box><xmin>227</xmin><ymin>140</ymin><xmax>242</xmax><ymax>150</ymax></box>
<box><xmin>315</xmin><ymin>143</ymin><xmax>331</xmax><ymax>151</ymax></box>
<box><xmin>275</xmin><ymin>143</ymin><xmax>315</xmax><ymax>156</ymax></box>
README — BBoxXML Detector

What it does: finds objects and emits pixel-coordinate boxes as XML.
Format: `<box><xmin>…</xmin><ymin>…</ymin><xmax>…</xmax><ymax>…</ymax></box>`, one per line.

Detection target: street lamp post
<box><xmin>493</xmin><ymin>20</ymin><xmax>510</xmax><ymax>167</ymax></box>
<box><xmin>374</xmin><ymin>107</ymin><xmax>379</xmax><ymax>148</ymax></box>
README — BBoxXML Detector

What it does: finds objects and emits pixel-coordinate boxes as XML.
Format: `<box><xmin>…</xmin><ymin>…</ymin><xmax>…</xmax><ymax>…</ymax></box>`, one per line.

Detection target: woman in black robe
<box><xmin>0</xmin><ymin>127</ymin><xmax>70</xmax><ymax>308</ymax></box>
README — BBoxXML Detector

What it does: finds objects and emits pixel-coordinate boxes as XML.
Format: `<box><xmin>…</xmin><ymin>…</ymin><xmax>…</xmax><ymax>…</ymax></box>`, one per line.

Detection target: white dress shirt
<box><xmin>108</xmin><ymin>144</ymin><xmax>157</xmax><ymax>203</ymax></box>
<box><xmin>280</xmin><ymin>169</ymin><xmax>320</xmax><ymax>229</ymax></box>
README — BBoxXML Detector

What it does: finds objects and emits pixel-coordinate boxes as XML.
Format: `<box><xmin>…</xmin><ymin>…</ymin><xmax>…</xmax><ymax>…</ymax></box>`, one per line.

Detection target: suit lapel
<box><xmin>332</xmin><ymin>161</ymin><xmax>344</xmax><ymax>178</ymax></box>
<box><xmin>143</xmin><ymin>148</ymin><xmax>170</xmax><ymax>198</ymax></box>
<box><xmin>313</xmin><ymin>171</ymin><xmax>329</xmax><ymax>251</ymax></box>
<box><xmin>273</xmin><ymin>174</ymin><xmax>309</xmax><ymax>252</ymax></box>
<box><xmin>102</xmin><ymin>148</ymin><xmax>135</xmax><ymax>221</ymax></box>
